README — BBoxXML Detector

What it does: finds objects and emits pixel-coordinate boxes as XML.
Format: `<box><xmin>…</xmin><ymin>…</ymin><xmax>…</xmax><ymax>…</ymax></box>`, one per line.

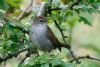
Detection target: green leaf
<box><xmin>0</xmin><ymin>0</ymin><xmax>9</xmax><ymax>10</ymax></box>
<box><xmin>78</xmin><ymin>60</ymin><xmax>100</xmax><ymax>67</ymax></box>
<box><xmin>9</xmin><ymin>34</ymin><xmax>18</xmax><ymax>42</ymax></box>
<box><xmin>79</xmin><ymin>12</ymin><xmax>93</xmax><ymax>26</ymax></box>
<box><xmin>0</xmin><ymin>12</ymin><xmax>3</xmax><ymax>35</ymax></box>
<box><xmin>91</xmin><ymin>2</ymin><xmax>100</xmax><ymax>9</ymax></box>
<box><xmin>52</xmin><ymin>58</ymin><xmax>75</xmax><ymax>67</ymax></box>
<box><xmin>41</xmin><ymin>63</ymin><xmax>49</xmax><ymax>67</ymax></box>
<box><xmin>43</xmin><ymin>0</ymin><xmax>48</xmax><ymax>2</ymax></box>
<box><xmin>0</xmin><ymin>26</ymin><xmax>3</xmax><ymax>35</ymax></box>
<box><xmin>92</xmin><ymin>2</ymin><xmax>100</xmax><ymax>6</ymax></box>
<box><xmin>67</xmin><ymin>12</ymin><xmax>80</xmax><ymax>26</ymax></box>
<box><xmin>0</xmin><ymin>12</ymin><xmax>4</xmax><ymax>20</ymax></box>
<box><xmin>62</xmin><ymin>62</ymin><xmax>75</xmax><ymax>67</ymax></box>
<box><xmin>6</xmin><ymin>0</ymin><xmax>21</xmax><ymax>8</ymax></box>
<box><xmin>52</xmin><ymin>58</ymin><xmax>62</xmax><ymax>67</ymax></box>
<box><xmin>38</xmin><ymin>54</ymin><xmax>50</xmax><ymax>64</ymax></box>
<box><xmin>88</xmin><ymin>0</ymin><xmax>98</xmax><ymax>3</ymax></box>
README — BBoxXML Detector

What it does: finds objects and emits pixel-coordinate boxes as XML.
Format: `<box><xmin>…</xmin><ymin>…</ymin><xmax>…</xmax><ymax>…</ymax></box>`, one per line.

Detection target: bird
<box><xmin>29</xmin><ymin>2</ymin><xmax>70</xmax><ymax>52</ymax></box>
<box><xmin>29</xmin><ymin>16</ymin><xmax>70</xmax><ymax>52</ymax></box>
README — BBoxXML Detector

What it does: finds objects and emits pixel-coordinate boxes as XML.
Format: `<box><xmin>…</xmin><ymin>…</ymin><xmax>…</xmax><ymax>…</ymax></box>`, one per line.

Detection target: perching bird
<box><xmin>29</xmin><ymin>2</ymin><xmax>70</xmax><ymax>52</ymax></box>
<box><xmin>29</xmin><ymin>16</ymin><xmax>70</xmax><ymax>52</ymax></box>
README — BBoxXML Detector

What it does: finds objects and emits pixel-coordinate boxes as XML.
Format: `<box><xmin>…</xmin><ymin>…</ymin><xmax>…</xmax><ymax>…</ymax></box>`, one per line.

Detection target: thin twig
<box><xmin>19</xmin><ymin>56</ymin><xmax>28</xmax><ymax>65</ymax></box>
<box><xmin>68</xmin><ymin>49</ymin><xmax>80</xmax><ymax>63</ymax></box>
<box><xmin>18</xmin><ymin>51</ymin><xmax>31</xmax><ymax>66</ymax></box>
<box><xmin>54</xmin><ymin>20</ymin><xmax>67</xmax><ymax>44</ymax></box>
<box><xmin>53</xmin><ymin>20</ymin><xmax>79</xmax><ymax>63</ymax></box>
<box><xmin>0</xmin><ymin>48</ymin><xmax>30</xmax><ymax>63</ymax></box>
<box><xmin>18</xmin><ymin>48</ymin><xmax>38</xmax><ymax>66</ymax></box>
<box><xmin>69</xmin><ymin>55</ymin><xmax>100</xmax><ymax>63</ymax></box>
<box><xmin>49</xmin><ymin>0</ymin><xmax>100</xmax><ymax>64</ymax></box>
<box><xmin>69</xmin><ymin>0</ymin><xmax>80</xmax><ymax>9</ymax></box>
<box><xmin>17</xmin><ymin>0</ymin><xmax>33</xmax><ymax>21</ymax></box>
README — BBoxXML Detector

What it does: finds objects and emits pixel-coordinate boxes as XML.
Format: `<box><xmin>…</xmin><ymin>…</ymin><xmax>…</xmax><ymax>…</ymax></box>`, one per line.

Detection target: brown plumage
<box><xmin>29</xmin><ymin>16</ymin><xmax>70</xmax><ymax>52</ymax></box>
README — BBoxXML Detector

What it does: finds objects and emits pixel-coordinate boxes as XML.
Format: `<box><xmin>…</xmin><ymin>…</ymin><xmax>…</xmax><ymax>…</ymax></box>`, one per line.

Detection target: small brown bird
<box><xmin>29</xmin><ymin>16</ymin><xmax>70</xmax><ymax>52</ymax></box>
<box><xmin>29</xmin><ymin>2</ymin><xmax>70</xmax><ymax>52</ymax></box>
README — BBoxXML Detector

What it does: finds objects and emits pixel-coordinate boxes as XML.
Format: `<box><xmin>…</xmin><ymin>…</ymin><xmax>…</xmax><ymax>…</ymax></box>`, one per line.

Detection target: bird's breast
<box><xmin>29</xmin><ymin>23</ymin><xmax>54</xmax><ymax>51</ymax></box>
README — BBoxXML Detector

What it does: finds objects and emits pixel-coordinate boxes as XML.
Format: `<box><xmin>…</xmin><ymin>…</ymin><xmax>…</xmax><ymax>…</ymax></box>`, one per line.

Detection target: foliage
<box><xmin>0</xmin><ymin>0</ymin><xmax>100</xmax><ymax>67</ymax></box>
<box><xmin>19</xmin><ymin>54</ymin><xmax>75</xmax><ymax>67</ymax></box>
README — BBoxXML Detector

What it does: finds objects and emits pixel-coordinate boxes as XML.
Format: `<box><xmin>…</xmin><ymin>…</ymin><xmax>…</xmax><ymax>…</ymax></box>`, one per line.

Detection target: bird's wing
<box><xmin>46</xmin><ymin>25</ymin><xmax>61</xmax><ymax>51</ymax></box>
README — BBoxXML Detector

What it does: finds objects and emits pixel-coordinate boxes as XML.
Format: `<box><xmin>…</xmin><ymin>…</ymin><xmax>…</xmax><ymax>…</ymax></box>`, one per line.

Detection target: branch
<box><xmin>0</xmin><ymin>48</ymin><xmax>30</xmax><ymax>63</ymax></box>
<box><xmin>53</xmin><ymin>20</ymin><xmax>79</xmax><ymax>63</ymax></box>
<box><xmin>54</xmin><ymin>20</ymin><xmax>67</xmax><ymax>44</ymax></box>
<box><xmin>18</xmin><ymin>56</ymin><xmax>28</xmax><ymax>66</ymax></box>
<box><xmin>18</xmin><ymin>50</ymin><xmax>32</xmax><ymax>66</ymax></box>
<box><xmin>69</xmin><ymin>0</ymin><xmax>80</xmax><ymax>9</ymax></box>
<box><xmin>69</xmin><ymin>55</ymin><xmax>100</xmax><ymax>63</ymax></box>
<box><xmin>18</xmin><ymin>49</ymin><xmax>39</xmax><ymax>66</ymax></box>
<box><xmin>50</xmin><ymin>0</ymin><xmax>100</xmax><ymax>64</ymax></box>
<box><xmin>16</xmin><ymin>0</ymin><xmax>33</xmax><ymax>21</ymax></box>
<box><xmin>54</xmin><ymin>20</ymin><xmax>100</xmax><ymax>63</ymax></box>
